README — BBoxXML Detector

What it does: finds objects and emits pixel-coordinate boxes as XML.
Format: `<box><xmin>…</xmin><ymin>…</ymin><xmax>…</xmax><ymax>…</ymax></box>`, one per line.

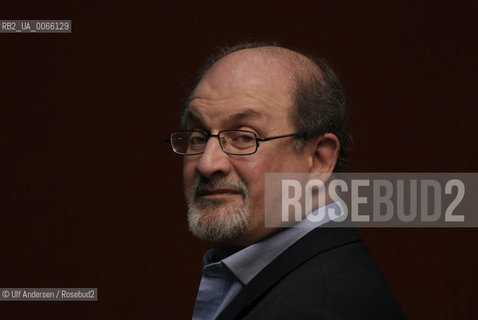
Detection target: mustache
<box><xmin>193</xmin><ymin>176</ymin><xmax>248</xmax><ymax>198</ymax></box>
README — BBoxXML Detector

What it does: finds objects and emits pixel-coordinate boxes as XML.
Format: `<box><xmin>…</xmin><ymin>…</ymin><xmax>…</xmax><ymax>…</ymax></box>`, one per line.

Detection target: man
<box><xmin>168</xmin><ymin>43</ymin><xmax>404</xmax><ymax>319</ymax></box>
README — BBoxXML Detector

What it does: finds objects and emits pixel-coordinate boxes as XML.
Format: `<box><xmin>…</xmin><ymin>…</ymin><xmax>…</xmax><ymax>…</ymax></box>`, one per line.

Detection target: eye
<box><xmin>234</xmin><ymin>134</ymin><xmax>254</xmax><ymax>143</ymax></box>
<box><xmin>228</xmin><ymin>132</ymin><xmax>256</xmax><ymax>147</ymax></box>
<box><xmin>189</xmin><ymin>135</ymin><xmax>207</xmax><ymax>145</ymax></box>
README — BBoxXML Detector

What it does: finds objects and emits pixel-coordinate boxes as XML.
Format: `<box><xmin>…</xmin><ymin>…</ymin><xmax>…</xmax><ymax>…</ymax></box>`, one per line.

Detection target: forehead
<box><xmin>185</xmin><ymin>50</ymin><xmax>295</xmax><ymax>129</ymax></box>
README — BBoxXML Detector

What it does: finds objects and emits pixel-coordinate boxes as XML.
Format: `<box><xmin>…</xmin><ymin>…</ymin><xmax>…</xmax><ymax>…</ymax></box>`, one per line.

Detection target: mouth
<box><xmin>196</xmin><ymin>188</ymin><xmax>243</xmax><ymax>199</ymax></box>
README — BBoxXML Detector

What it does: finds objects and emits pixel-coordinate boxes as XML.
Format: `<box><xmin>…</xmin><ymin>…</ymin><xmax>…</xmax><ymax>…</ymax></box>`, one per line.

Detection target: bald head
<box><xmin>182</xmin><ymin>43</ymin><xmax>350</xmax><ymax>171</ymax></box>
<box><xmin>199</xmin><ymin>47</ymin><xmax>323</xmax><ymax>100</ymax></box>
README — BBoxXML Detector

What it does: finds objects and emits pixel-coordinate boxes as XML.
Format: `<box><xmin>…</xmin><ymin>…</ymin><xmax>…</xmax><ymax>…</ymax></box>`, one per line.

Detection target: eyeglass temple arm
<box><xmin>166</xmin><ymin>132</ymin><xmax>298</xmax><ymax>143</ymax></box>
<box><xmin>257</xmin><ymin>133</ymin><xmax>299</xmax><ymax>142</ymax></box>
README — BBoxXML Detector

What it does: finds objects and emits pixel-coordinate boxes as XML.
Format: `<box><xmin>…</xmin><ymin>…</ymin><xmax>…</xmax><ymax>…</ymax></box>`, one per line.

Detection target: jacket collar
<box><xmin>216</xmin><ymin>222</ymin><xmax>360</xmax><ymax>320</ymax></box>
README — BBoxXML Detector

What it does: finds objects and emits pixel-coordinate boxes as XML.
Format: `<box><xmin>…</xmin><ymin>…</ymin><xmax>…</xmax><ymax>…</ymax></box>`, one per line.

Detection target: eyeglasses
<box><xmin>166</xmin><ymin>129</ymin><xmax>299</xmax><ymax>156</ymax></box>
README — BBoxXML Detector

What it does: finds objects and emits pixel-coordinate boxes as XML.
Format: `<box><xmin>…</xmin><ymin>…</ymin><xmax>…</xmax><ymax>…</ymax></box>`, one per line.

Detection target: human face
<box><xmin>183</xmin><ymin>51</ymin><xmax>312</xmax><ymax>248</ymax></box>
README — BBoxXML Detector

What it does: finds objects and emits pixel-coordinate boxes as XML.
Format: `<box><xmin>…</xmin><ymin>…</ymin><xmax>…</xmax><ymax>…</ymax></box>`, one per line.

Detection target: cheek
<box><xmin>240</xmin><ymin>149</ymin><xmax>298</xmax><ymax>202</ymax></box>
<box><xmin>182</xmin><ymin>161</ymin><xmax>196</xmax><ymax>196</ymax></box>
<box><xmin>236</xmin><ymin>160</ymin><xmax>268</xmax><ymax>201</ymax></box>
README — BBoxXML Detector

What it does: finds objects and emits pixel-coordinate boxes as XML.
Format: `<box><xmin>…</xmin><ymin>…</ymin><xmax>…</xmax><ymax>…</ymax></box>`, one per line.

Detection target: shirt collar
<box><xmin>202</xmin><ymin>201</ymin><xmax>342</xmax><ymax>285</ymax></box>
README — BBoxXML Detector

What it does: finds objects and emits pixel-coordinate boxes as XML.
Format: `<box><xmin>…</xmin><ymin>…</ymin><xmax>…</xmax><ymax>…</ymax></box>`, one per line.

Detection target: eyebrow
<box><xmin>183</xmin><ymin>108</ymin><xmax>264</xmax><ymax>128</ymax></box>
<box><xmin>226</xmin><ymin>109</ymin><xmax>263</xmax><ymax>122</ymax></box>
<box><xmin>183</xmin><ymin>109</ymin><xmax>204</xmax><ymax>126</ymax></box>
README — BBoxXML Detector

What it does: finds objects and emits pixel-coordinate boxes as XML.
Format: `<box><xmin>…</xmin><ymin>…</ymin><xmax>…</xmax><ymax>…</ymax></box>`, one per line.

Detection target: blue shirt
<box><xmin>192</xmin><ymin>202</ymin><xmax>342</xmax><ymax>320</ymax></box>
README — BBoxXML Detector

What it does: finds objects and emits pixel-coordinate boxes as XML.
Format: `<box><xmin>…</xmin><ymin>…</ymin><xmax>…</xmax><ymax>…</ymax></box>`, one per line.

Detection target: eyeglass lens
<box><xmin>170</xmin><ymin>131</ymin><xmax>257</xmax><ymax>155</ymax></box>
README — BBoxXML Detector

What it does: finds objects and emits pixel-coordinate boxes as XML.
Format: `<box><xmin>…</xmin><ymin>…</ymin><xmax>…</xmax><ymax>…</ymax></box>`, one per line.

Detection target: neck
<box><xmin>210</xmin><ymin>228</ymin><xmax>283</xmax><ymax>259</ymax></box>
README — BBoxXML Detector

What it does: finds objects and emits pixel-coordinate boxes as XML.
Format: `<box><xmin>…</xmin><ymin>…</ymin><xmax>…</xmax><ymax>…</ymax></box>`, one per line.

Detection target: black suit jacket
<box><xmin>216</xmin><ymin>225</ymin><xmax>405</xmax><ymax>320</ymax></box>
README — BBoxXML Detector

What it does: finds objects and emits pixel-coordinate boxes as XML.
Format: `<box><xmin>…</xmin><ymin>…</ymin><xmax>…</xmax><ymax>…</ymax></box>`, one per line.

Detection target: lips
<box><xmin>196</xmin><ymin>188</ymin><xmax>243</xmax><ymax>197</ymax></box>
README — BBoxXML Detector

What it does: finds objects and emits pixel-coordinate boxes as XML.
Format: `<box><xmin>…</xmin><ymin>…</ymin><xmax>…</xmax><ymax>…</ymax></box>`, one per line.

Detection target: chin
<box><xmin>187</xmin><ymin>201</ymin><xmax>250</xmax><ymax>243</ymax></box>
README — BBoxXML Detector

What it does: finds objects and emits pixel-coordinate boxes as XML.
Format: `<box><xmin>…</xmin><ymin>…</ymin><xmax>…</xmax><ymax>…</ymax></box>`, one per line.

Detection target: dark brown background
<box><xmin>1</xmin><ymin>0</ymin><xmax>477</xmax><ymax>319</ymax></box>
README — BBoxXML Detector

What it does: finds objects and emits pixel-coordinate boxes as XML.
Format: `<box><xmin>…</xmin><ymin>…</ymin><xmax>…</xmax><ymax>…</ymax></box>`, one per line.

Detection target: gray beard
<box><xmin>187</xmin><ymin>177</ymin><xmax>249</xmax><ymax>243</ymax></box>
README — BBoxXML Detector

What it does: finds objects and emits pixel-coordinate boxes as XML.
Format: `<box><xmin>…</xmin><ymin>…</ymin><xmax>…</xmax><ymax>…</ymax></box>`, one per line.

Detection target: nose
<box><xmin>195</xmin><ymin>136</ymin><xmax>232</xmax><ymax>178</ymax></box>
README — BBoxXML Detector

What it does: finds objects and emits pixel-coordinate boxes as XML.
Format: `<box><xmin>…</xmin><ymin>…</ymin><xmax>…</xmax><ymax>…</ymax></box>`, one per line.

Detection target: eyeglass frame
<box><xmin>166</xmin><ymin>129</ymin><xmax>300</xmax><ymax>156</ymax></box>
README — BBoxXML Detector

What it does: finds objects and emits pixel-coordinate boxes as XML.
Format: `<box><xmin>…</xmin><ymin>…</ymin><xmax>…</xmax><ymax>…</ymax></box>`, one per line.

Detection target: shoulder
<box><xmin>242</xmin><ymin>240</ymin><xmax>405</xmax><ymax>319</ymax></box>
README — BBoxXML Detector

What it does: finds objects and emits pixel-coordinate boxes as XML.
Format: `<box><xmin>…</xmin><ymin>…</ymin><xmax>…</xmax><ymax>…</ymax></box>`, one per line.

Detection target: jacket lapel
<box><xmin>216</xmin><ymin>224</ymin><xmax>360</xmax><ymax>320</ymax></box>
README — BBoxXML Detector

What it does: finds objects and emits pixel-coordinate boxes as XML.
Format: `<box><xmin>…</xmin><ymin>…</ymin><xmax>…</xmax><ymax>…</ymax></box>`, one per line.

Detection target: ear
<box><xmin>310</xmin><ymin>133</ymin><xmax>340</xmax><ymax>173</ymax></box>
